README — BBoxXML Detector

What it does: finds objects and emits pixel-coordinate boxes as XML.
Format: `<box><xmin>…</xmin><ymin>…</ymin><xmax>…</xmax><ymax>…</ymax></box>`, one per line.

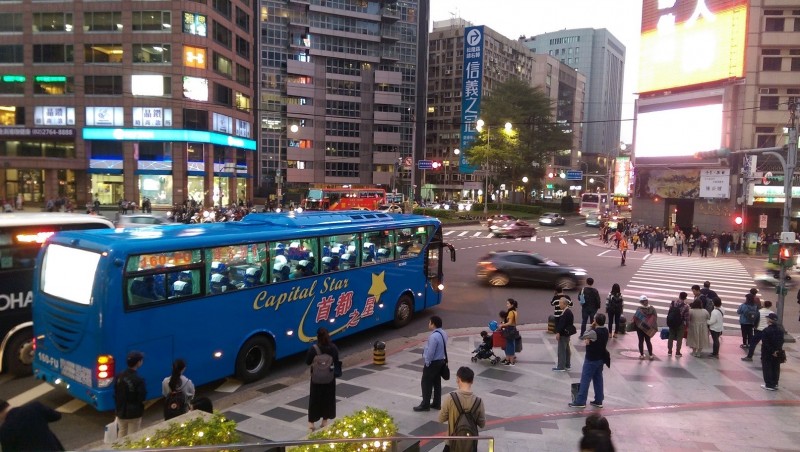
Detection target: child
<box><xmin>479</xmin><ymin>330</ymin><xmax>492</xmax><ymax>349</ymax></box>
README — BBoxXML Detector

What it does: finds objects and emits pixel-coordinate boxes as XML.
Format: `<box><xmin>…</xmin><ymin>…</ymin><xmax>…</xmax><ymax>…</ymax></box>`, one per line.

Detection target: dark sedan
<box><xmin>538</xmin><ymin>212</ymin><xmax>566</xmax><ymax>226</ymax></box>
<box><xmin>490</xmin><ymin>220</ymin><xmax>536</xmax><ymax>238</ymax></box>
<box><xmin>476</xmin><ymin>250</ymin><xmax>587</xmax><ymax>289</ymax></box>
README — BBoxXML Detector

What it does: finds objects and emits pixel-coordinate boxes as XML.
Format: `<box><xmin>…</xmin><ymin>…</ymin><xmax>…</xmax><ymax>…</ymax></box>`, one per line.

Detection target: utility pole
<box><xmin>777</xmin><ymin>102</ymin><xmax>798</xmax><ymax>341</ymax></box>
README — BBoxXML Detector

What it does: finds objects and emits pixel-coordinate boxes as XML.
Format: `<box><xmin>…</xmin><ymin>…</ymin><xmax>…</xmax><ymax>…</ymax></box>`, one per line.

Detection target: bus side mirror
<box><xmin>444</xmin><ymin>242</ymin><xmax>456</xmax><ymax>262</ymax></box>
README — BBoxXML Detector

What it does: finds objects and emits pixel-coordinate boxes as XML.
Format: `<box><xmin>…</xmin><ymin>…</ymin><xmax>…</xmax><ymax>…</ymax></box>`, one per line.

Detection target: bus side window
<box><xmin>395</xmin><ymin>228</ymin><xmax>413</xmax><ymax>258</ymax></box>
<box><xmin>362</xmin><ymin>230</ymin><xmax>393</xmax><ymax>264</ymax></box>
<box><xmin>270</xmin><ymin>243</ymin><xmax>289</xmax><ymax>282</ymax></box>
<box><xmin>169</xmin><ymin>270</ymin><xmax>200</xmax><ymax>298</ymax></box>
<box><xmin>127</xmin><ymin>275</ymin><xmax>161</xmax><ymax>306</ymax></box>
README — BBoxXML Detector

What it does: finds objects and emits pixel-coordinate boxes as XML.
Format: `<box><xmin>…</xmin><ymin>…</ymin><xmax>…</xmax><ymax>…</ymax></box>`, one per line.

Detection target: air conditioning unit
<box><xmin>445</xmin><ymin>70</ymin><xmax>451</xmax><ymax>75</ymax></box>
<box><xmin>759</xmin><ymin>88</ymin><xmax>771</xmax><ymax>94</ymax></box>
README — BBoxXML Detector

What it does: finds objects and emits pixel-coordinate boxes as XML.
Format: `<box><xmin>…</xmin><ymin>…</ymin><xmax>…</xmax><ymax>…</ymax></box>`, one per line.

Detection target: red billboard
<box><xmin>639</xmin><ymin>0</ymin><xmax>747</xmax><ymax>94</ymax></box>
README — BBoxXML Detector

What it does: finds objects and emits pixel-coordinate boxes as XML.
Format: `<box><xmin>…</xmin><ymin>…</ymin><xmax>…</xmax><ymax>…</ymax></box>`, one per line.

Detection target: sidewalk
<box><xmin>220</xmin><ymin>325</ymin><xmax>800</xmax><ymax>451</ymax></box>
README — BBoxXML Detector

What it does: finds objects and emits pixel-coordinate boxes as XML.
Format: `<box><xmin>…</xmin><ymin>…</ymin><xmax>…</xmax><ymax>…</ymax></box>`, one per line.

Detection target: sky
<box><xmin>428</xmin><ymin>0</ymin><xmax>643</xmax><ymax>143</ymax></box>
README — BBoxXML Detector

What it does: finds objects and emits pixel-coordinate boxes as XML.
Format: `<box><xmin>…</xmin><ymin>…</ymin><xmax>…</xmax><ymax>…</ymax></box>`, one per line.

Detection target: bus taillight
<box><xmin>96</xmin><ymin>355</ymin><xmax>115</xmax><ymax>388</ymax></box>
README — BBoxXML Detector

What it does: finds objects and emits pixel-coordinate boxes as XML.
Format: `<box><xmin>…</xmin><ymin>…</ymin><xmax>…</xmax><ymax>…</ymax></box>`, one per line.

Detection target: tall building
<box><xmin>426</xmin><ymin>19</ymin><xmax>584</xmax><ymax>201</ymax></box>
<box><xmin>521</xmin><ymin>28</ymin><xmax>625</xmax><ymax>157</ymax></box>
<box><xmin>0</xmin><ymin>1</ymin><xmax>257</xmax><ymax>209</ymax></box>
<box><xmin>257</xmin><ymin>0</ymin><xmax>426</xmax><ymax>205</ymax></box>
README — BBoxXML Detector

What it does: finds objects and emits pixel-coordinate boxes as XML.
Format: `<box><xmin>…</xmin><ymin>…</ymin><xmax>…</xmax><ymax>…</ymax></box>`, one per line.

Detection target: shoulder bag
<box><xmin>437</xmin><ymin>331</ymin><xmax>450</xmax><ymax>380</ymax></box>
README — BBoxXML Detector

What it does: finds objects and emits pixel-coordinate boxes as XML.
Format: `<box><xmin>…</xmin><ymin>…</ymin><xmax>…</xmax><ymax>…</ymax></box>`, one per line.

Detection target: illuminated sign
<box><xmin>2</xmin><ymin>75</ymin><xmax>24</xmax><ymax>83</ymax></box>
<box><xmin>183</xmin><ymin>12</ymin><xmax>207</xmax><ymax>37</ymax></box>
<box><xmin>699</xmin><ymin>168</ymin><xmax>730</xmax><ymax>198</ymax></box>
<box><xmin>635</xmin><ymin>96</ymin><xmax>723</xmax><ymax>159</ymax></box>
<box><xmin>183</xmin><ymin>46</ymin><xmax>206</xmax><ymax>69</ymax></box>
<box><xmin>34</xmin><ymin>106</ymin><xmax>75</xmax><ymax>126</ymax></box>
<box><xmin>35</xmin><ymin>75</ymin><xmax>67</xmax><ymax>83</ymax></box>
<box><xmin>459</xmin><ymin>25</ymin><xmax>485</xmax><ymax>174</ymax></box>
<box><xmin>212</xmin><ymin>113</ymin><xmax>232</xmax><ymax>134</ymax></box>
<box><xmin>183</xmin><ymin>76</ymin><xmax>208</xmax><ymax>102</ymax></box>
<box><xmin>752</xmin><ymin>186</ymin><xmax>800</xmax><ymax>203</ymax></box>
<box><xmin>132</xmin><ymin>75</ymin><xmax>165</xmax><ymax>97</ymax></box>
<box><xmin>86</xmin><ymin>106</ymin><xmax>124</xmax><ymax>126</ymax></box>
<box><xmin>132</xmin><ymin>107</ymin><xmax>172</xmax><ymax>127</ymax></box>
<box><xmin>613</xmin><ymin>157</ymin><xmax>631</xmax><ymax>195</ymax></box>
<box><xmin>235</xmin><ymin>119</ymin><xmax>251</xmax><ymax>138</ymax></box>
<box><xmin>82</xmin><ymin>128</ymin><xmax>257</xmax><ymax>151</ymax></box>
<box><xmin>0</xmin><ymin>127</ymin><xmax>75</xmax><ymax>138</ymax></box>
<box><xmin>639</xmin><ymin>0</ymin><xmax>747</xmax><ymax>93</ymax></box>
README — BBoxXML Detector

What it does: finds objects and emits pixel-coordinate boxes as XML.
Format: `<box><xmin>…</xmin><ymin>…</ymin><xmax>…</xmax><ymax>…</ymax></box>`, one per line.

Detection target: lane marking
<box><xmin>472</xmin><ymin>232</ymin><xmax>483</xmax><ymax>237</ymax></box>
<box><xmin>7</xmin><ymin>383</ymin><xmax>54</xmax><ymax>407</ymax></box>
<box><xmin>56</xmin><ymin>398</ymin><xmax>86</xmax><ymax>414</ymax></box>
<box><xmin>545</xmin><ymin>237</ymin><xmax>551</xmax><ymax>243</ymax></box>
<box><xmin>457</xmin><ymin>231</ymin><xmax>468</xmax><ymax>237</ymax></box>
<box><xmin>576</xmin><ymin>240</ymin><xmax>587</xmax><ymax>247</ymax></box>
<box><xmin>558</xmin><ymin>238</ymin><xmax>567</xmax><ymax>245</ymax></box>
<box><xmin>443</xmin><ymin>231</ymin><xmax>454</xmax><ymax>236</ymax></box>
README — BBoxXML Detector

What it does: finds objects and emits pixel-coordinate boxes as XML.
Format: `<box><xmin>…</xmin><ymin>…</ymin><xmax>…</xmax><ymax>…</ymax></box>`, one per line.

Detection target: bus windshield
<box><xmin>32</xmin><ymin>211</ymin><xmax>453</xmax><ymax>411</ymax></box>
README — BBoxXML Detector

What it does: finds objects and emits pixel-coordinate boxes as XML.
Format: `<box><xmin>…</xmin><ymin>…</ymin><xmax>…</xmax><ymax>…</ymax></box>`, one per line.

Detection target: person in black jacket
<box><xmin>0</xmin><ymin>399</ymin><xmax>64</xmax><ymax>452</ymax></box>
<box><xmin>760</xmin><ymin>313</ymin><xmax>785</xmax><ymax>391</ymax></box>
<box><xmin>580</xmin><ymin>278</ymin><xmax>602</xmax><ymax>337</ymax></box>
<box><xmin>305</xmin><ymin>327</ymin><xmax>340</xmax><ymax>432</ymax></box>
<box><xmin>553</xmin><ymin>298</ymin><xmax>575</xmax><ymax>371</ymax></box>
<box><xmin>569</xmin><ymin>313</ymin><xmax>610</xmax><ymax>409</ymax></box>
<box><xmin>115</xmin><ymin>351</ymin><xmax>147</xmax><ymax>438</ymax></box>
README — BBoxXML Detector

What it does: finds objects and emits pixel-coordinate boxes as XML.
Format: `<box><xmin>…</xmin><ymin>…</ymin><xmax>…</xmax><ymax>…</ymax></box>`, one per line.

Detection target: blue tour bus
<box><xmin>32</xmin><ymin>211</ymin><xmax>455</xmax><ymax>411</ymax></box>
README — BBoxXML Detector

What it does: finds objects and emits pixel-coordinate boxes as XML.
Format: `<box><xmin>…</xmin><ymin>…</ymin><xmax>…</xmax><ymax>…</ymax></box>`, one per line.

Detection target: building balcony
<box><xmin>372</xmin><ymin>151</ymin><xmax>401</xmax><ymax>165</ymax></box>
<box><xmin>287</xmin><ymin>60</ymin><xmax>315</xmax><ymax>76</ymax></box>
<box><xmin>380</xmin><ymin>24</ymin><xmax>400</xmax><ymax>41</ymax></box>
<box><xmin>287</xmin><ymin>168</ymin><xmax>315</xmax><ymax>183</ymax></box>
<box><xmin>380</xmin><ymin>50</ymin><xmax>400</xmax><ymax>62</ymax></box>
<box><xmin>373</xmin><ymin>131</ymin><xmax>401</xmax><ymax>145</ymax></box>
<box><xmin>760</xmin><ymin>31</ymin><xmax>800</xmax><ymax>48</ymax></box>
<box><xmin>374</xmin><ymin>91</ymin><xmax>402</xmax><ymax>105</ymax></box>
<box><xmin>287</xmin><ymin>103</ymin><xmax>314</xmax><ymax>116</ymax></box>
<box><xmin>287</xmin><ymin>82</ymin><xmax>316</xmax><ymax>98</ymax></box>
<box><xmin>372</xmin><ymin>171</ymin><xmax>392</xmax><ymax>186</ymax></box>
<box><xmin>375</xmin><ymin>70</ymin><xmax>402</xmax><ymax>85</ymax></box>
<box><xmin>288</xmin><ymin>13</ymin><xmax>309</xmax><ymax>26</ymax></box>
<box><xmin>374</xmin><ymin>110</ymin><xmax>401</xmax><ymax>122</ymax></box>
<box><xmin>757</xmin><ymin>70</ymin><xmax>799</xmax><ymax>86</ymax></box>
<box><xmin>381</xmin><ymin>7</ymin><xmax>400</xmax><ymax>22</ymax></box>
<box><xmin>288</xmin><ymin>124</ymin><xmax>315</xmax><ymax>141</ymax></box>
<box><xmin>754</xmin><ymin>109</ymin><xmax>788</xmax><ymax>125</ymax></box>
<box><xmin>286</xmin><ymin>147</ymin><xmax>315</xmax><ymax>161</ymax></box>
<box><xmin>288</xmin><ymin>0</ymin><xmax>309</xmax><ymax>4</ymax></box>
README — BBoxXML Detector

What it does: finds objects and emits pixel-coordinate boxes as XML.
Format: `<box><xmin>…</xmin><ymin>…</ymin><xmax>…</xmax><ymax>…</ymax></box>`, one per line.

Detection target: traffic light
<box><xmin>734</xmin><ymin>215</ymin><xmax>743</xmax><ymax>225</ymax></box>
<box><xmin>780</xmin><ymin>246</ymin><xmax>792</xmax><ymax>260</ymax></box>
<box><xmin>430</xmin><ymin>161</ymin><xmax>442</xmax><ymax>170</ymax></box>
<box><xmin>694</xmin><ymin>148</ymin><xmax>731</xmax><ymax>159</ymax></box>
<box><xmin>548</xmin><ymin>172</ymin><xmax>554</xmax><ymax>178</ymax></box>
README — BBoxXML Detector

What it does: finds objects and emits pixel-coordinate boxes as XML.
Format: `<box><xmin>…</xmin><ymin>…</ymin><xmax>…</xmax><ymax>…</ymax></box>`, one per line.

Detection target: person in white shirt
<box><xmin>742</xmin><ymin>300</ymin><xmax>774</xmax><ymax>362</ymax></box>
<box><xmin>706</xmin><ymin>298</ymin><xmax>725</xmax><ymax>358</ymax></box>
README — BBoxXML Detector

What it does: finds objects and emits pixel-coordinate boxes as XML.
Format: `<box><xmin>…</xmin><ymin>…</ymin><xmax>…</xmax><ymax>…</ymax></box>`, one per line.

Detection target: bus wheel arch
<box><xmin>234</xmin><ymin>334</ymin><xmax>275</xmax><ymax>383</ymax></box>
<box><xmin>3</xmin><ymin>327</ymin><xmax>34</xmax><ymax>377</ymax></box>
<box><xmin>392</xmin><ymin>292</ymin><xmax>415</xmax><ymax>328</ymax></box>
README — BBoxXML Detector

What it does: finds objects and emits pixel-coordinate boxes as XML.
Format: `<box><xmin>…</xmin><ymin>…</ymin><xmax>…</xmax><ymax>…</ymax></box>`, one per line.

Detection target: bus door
<box><xmin>424</xmin><ymin>229</ymin><xmax>456</xmax><ymax>308</ymax></box>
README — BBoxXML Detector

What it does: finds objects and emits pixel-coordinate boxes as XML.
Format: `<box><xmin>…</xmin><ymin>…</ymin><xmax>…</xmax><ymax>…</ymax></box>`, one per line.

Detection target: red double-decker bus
<box><xmin>302</xmin><ymin>187</ymin><xmax>386</xmax><ymax>211</ymax></box>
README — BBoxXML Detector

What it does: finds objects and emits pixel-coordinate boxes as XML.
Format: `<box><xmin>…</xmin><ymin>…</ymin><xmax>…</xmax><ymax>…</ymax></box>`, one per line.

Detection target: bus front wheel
<box><xmin>4</xmin><ymin>331</ymin><xmax>34</xmax><ymax>377</ymax></box>
<box><xmin>392</xmin><ymin>295</ymin><xmax>414</xmax><ymax>328</ymax></box>
<box><xmin>235</xmin><ymin>336</ymin><xmax>274</xmax><ymax>383</ymax></box>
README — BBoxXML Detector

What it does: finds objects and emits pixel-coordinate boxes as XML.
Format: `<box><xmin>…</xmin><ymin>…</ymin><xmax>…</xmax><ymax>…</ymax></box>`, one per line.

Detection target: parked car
<box><xmin>377</xmin><ymin>204</ymin><xmax>403</xmax><ymax>214</ymax></box>
<box><xmin>490</xmin><ymin>220</ymin><xmax>536</xmax><ymax>238</ymax></box>
<box><xmin>538</xmin><ymin>212</ymin><xmax>566</xmax><ymax>226</ymax></box>
<box><xmin>115</xmin><ymin>214</ymin><xmax>169</xmax><ymax>228</ymax></box>
<box><xmin>486</xmin><ymin>214</ymin><xmax>518</xmax><ymax>230</ymax></box>
<box><xmin>476</xmin><ymin>250</ymin><xmax>587</xmax><ymax>289</ymax></box>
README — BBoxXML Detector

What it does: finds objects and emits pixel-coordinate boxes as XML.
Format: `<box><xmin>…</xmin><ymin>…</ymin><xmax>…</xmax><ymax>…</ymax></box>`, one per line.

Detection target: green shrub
<box><xmin>114</xmin><ymin>413</ymin><xmax>240</xmax><ymax>450</ymax></box>
<box><xmin>290</xmin><ymin>407</ymin><xmax>398</xmax><ymax>452</ymax></box>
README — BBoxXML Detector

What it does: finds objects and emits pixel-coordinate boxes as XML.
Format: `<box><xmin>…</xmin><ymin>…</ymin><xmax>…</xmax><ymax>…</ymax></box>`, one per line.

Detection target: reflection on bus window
<box><xmin>270</xmin><ymin>239</ymin><xmax>318</xmax><ymax>281</ymax></box>
<box><xmin>362</xmin><ymin>230</ymin><xmax>395</xmax><ymax>265</ymax></box>
<box><xmin>207</xmin><ymin>243</ymin><xmax>267</xmax><ymax>294</ymax></box>
<box><xmin>321</xmin><ymin>233</ymin><xmax>359</xmax><ymax>272</ymax></box>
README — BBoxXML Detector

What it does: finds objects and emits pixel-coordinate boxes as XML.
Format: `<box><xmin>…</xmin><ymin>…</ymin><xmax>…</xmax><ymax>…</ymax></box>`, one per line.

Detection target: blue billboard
<box><xmin>459</xmin><ymin>25</ymin><xmax>485</xmax><ymax>174</ymax></box>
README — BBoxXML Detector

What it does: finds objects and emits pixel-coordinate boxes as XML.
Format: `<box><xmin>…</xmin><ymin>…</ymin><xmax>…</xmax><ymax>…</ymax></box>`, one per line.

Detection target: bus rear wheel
<box><xmin>4</xmin><ymin>332</ymin><xmax>34</xmax><ymax>377</ymax></box>
<box><xmin>392</xmin><ymin>295</ymin><xmax>414</xmax><ymax>328</ymax></box>
<box><xmin>235</xmin><ymin>336</ymin><xmax>274</xmax><ymax>383</ymax></box>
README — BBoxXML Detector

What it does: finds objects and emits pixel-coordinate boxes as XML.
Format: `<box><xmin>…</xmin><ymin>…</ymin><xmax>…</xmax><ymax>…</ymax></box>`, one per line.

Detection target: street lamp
<box><xmin>522</xmin><ymin>176</ymin><xmax>529</xmax><ymax>204</ymax></box>
<box><xmin>475</xmin><ymin>119</ymin><xmax>512</xmax><ymax>215</ymax></box>
<box><xmin>278</xmin><ymin>124</ymin><xmax>299</xmax><ymax>206</ymax></box>
<box><xmin>444</xmin><ymin>148</ymin><xmax>460</xmax><ymax>200</ymax></box>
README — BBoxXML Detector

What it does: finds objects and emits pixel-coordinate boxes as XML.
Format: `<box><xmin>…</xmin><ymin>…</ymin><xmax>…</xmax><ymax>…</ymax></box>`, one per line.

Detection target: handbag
<box><xmin>514</xmin><ymin>336</ymin><xmax>523</xmax><ymax>353</ymax></box>
<box><xmin>437</xmin><ymin>331</ymin><xmax>450</xmax><ymax>380</ymax></box>
<box><xmin>334</xmin><ymin>360</ymin><xmax>343</xmax><ymax>378</ymax></box>
<box><xmin>776</xmin><ymin>349</ymin><xmax>787</xmax><ymax>364</ymax></box>
<box><xmin>502</xmin><ymin>325</ymin><xmax>518</xmax><ymax>340</ymax></box>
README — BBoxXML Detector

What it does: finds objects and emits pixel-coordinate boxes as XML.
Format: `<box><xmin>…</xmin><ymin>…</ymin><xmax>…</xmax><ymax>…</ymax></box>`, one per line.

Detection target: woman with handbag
<box><xmin>305</xmin><ymin>327</ymin><xmax>340</xmax><ymax>433</ymax></box>
<box><xmin>605</xmin><ymin>284</ymin><xmax>624</xmax><ymax>338</ymax></box>
<box><xmin>499</xmin><ymin>299</ymin><xmax>519</xmax><ymax>366</ymax></box>
<box><xmin>632</xmin><ymin>296</ymin><xmax>658</xmax><ymax>360</ymax></box>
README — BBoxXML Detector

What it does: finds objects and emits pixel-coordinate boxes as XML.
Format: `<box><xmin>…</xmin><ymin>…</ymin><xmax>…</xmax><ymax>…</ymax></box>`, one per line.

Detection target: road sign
<box><xmin>760</xmin><ymin>214</ymin><xmax>768</xmax><ymax>229</ymax></box>
<box><xmin>566</xmin><ymin>170</ymin><xmax>583</xmax><ymax>181</ymax></box>
<box><xmin>417</xmin><ymin>160</ymin><xmax>433</xmax><ymax>170</ymax></box>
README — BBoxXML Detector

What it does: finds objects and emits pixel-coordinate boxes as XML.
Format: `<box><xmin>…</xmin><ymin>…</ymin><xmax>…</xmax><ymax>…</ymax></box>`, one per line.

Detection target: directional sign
<box><xmin>417</xmin><ymin>160</ymin><xmax>433</xmax><ymax>170</ymax></box>
<box><xmin>566</xmin><ymin>170</ymin><xmax>583</xmax><ymax>181</ymax></box>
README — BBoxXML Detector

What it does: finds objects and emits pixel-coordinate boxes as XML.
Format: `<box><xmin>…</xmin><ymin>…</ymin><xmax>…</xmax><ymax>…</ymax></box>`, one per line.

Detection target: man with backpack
<box><xmin>114</xmin><ymin>351</ymin><xmax>147</xmax><ymax>438</ymax></box>
<box><xmin>438</xmin><ymin>366</ymin><xmax>485</xmax><ymax>452</ymax></box>
<box><xmin>692</xmin><ymin>285</ymin><xmax>712</xmax><ymax>314</ymax></box>
<box><xmin>579</xmin><ymin>278</ymin><xmax>602</xmax><ymax>337</ymax></box>
<box><xmin>666</xmin><ymin>292</ymin><xmax>690</xmax><ymax>357</ymax></box>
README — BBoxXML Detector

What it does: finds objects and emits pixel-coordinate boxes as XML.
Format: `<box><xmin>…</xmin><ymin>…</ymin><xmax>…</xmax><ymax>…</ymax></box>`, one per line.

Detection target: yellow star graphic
<box><xmin>368</xmin><ymin>271</ymin><xmax>388</xmax><ymax>303</ymax></box>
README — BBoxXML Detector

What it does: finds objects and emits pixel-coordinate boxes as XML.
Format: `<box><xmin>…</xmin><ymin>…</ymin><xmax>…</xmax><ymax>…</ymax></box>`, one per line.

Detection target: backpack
<box><xmin>607</xmin><ymin>293</ymin><xmax>623</xmax><ymax>314</ymax></box>
<box><xmin>745</xmin><ymin>306</ymin><xmax>758</xmax><ymax>325</ymax></box>
<box><xmin>666</xmin><ymin>303</ymin><xmax>682</xmax><ymax>329</ymax></box>
<box><xmin>449</xmin><ymin>393</ymin><xmax>482</xmax><ymax>452</ymax></box>
<box><xmin>311</xmin><ymin>344</ymin><xmax>335</xmax><ymax>384</ymax></box>
<box><xmin>163</xmin><ymin>389</ymin><xmax>189</xmax><ymax>420</ymax></box>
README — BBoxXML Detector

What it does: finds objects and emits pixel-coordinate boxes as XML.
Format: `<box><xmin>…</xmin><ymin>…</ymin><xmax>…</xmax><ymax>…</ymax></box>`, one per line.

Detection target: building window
<box><xmin>213</xmin><ymin>0</ymin><xmax>232</xmax><ymax>18</ymax></box>
<box><xmin>184</xmin><ymin>108</ymin><xmax>208</xmax><ymax>130</ymax></box>
<box><xmin>32</xmin><ymin>13</ymin><xmax>72</xmax><ymax>32</ymax></box>
<box><xmin>85</xmin><ymin>75</ymin><xmax>123</xmax><ymax>95</ymax></box>
<box><xmin>214</xmin><ymin>82</ymin><xmax>232</xmax><ymax>106</ymax></box>
<box><xmin>133</xmin><ymin>44</ymin><xmax>171</xmax><ymax>63</ymax></box>
<box><xmin>762</xmin><ymin>56</ymin><xmax>782</xmax><ymax>71</ymax></box>
<box><xmin>84</xmin><ymin>44</ymin><xmax>123</xmax><ymax>63</ymax></box>
<box><xmin>759</xmin><ymin>96</ymin><xmax>780</xmax><ymax>110</ymax></box>
<box><xmin>0</xmin><ymin>79</ymin><xmax>24</xmax><ymax>95</ymax></box>
<box><xmin>235</xmin><ymin>64</ymin><xmax>250</xmax><ymax>86</ymax></box>
<box><xmin>765</xmin><ymin>17</ymin><xmax>785</xmax><ymax>32</ymax></box>
<box><xmin>0</xmin><ymin>45</ymin><xmax>23</xmax><ymax>63</ymax></box>
<box><xmin>235</xmin><ymin>92</ymin><xmax>250</xmax><ymax>111</ymax></box>
<box><xmin>325</xmin><ymin>162</ymin><xmax>360</xmax><ymax>178</ymax></box>
<box><xmin>235</xmin><ymin>7</ymin><xmax>249</xmax><ymax>32</ymax></box>
<box><xmin>33</xmin><ymin>77</ymin><xmax>74</xmax><ymax>95</ymax></box>
<box><xmin>132</xmin><ymin>11</ymin><xmax>171</xmax><ymax>31</ymax></box>
<box><xmin>33</xmin><ymin>44</ymin><xmax>73</xmax><ymax>63</ymax></box>
<box><xmin>236</xmin><ymin>36</ymin><xmax>250</xmax><ymax>58</ymax></box>
<box><xmin>84</xmin><ymin>12</ymin><xmax>122</xmax><ymax>32</ymax></box>
<box><xmin>792</xmin><ymin>58</ymin><xmax>800</xmax><ymax>71</ymax></box>
<box><xmin>0</xmin><ymin>106</ymin><xmax>24</xmax><ymax>125</ymax></box>
<box><xmin>213</xmin><ymin>21</ymin><xmax>232</xmax><ymax>48</ymax></box>
<box><xmin>213</xmin><ymin>52</ymin><xmax>233</xmax><ymax>77</ymax></box>
<box><xmin>0</xmin><ymin>13</ymin><xmax>23</xmax><ymax>32</ymax></box>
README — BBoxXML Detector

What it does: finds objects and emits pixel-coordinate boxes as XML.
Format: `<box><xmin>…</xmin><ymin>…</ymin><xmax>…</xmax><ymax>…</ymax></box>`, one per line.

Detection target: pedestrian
<box><xmin>700</xmin><ymin>281</ymin><xmax>718</xmax><ymax>306</ymax></box>
<box><xmin>737</xmin><ymin>291</ymin><xmax>760</xmax><ymax>350</ymax></box>
<box><xmin>551</xmin><ymin>287</ymin><xmax>572</xmax><ymax>318</ymax></box>
<box><xmin>605</xmin><ymin>283</ymin><xmax>624</xmax><ymax>338</ymax></box>
<box><xmin>675</xmin><ymin>231</ymin><xmax>685</xmax><ymax>256</ymax></box>
<box><xmin>743</xmin><ymin>300</ymin><xmax>774</xmax><ymax>361</ymax></box>
<box><xmin>437</xmin><ymin>366</ymin><xmax>485</xmax><ymax>452</ymax></box>
<box><xmin>665</xmin><ymin>233</ymin><xmax>675</xmax><ymax>255</ymax></box>
<box><xmin>569</xmin><ymin>313</ymin><xmax>609</xmax><ymax>409</ymax></box>
<box><xmin>711</xmin><ymin>234</ymin><xmax>720</xmax><ymax>257</ymax></box>
<box><xmin>691</xmin><ymin>284</ymin><xmax>712</xmax><ymax>314</ymax></box>
<box><xmin>666</xmin><ymin>292</ymin><xmax>690</xmax><ymax>357</ymax></box>
<box><xmin>580</xmin><ymin>414</ymin><xmax>615</xmax><ymax>452</ymax></box>
<box><xmin>619</xmin><ymin>234</ymin><xmax>628</xmax><ymax>266</ymax></box>
<box><xmin>306</xmin><ymin>327</ymin><xmax>339</xmax><ymax>432</ymax></box>
<box><xmin>632</xmin><ymin>295</ymin><xmax>657</xmax><ymax>360</ymax></box>
<box><xmin>553</xmin><ymin>297</ymin><xmax>575</xmax><ymax>371</ymax></box>
<box><xmin>760</xmin><ymin>313</ymin><xmax>785</xmax><ymax>391</ymax></box>
<box><xmin>0</xmin><ymin>399</ymin><xmax>64</xmax><ymax>452</ymax></box>
<box><xmin>579</xmin><ymin>278</ymin><xmax>602</xmax><ymax>337</ymax></box>
<box><xmin>686</xmin><ymin>299</ymin><xmax>710</xmax><ymax>357</ymax></box>
<box><xmin>631</xmin><ymin>232</ymin><xmax>640</xmax><ymax>251</ymax></box>
<box><xmin>707</xmin><ymin>298</ymin><xmax>725</xmax><ymax>358</ymax></box>
<box><xmin>414</xmin><ymin>316</ymin><xmax>447</xmax><ymax>412</ymax></box>
<box><xmin>114</xmin><ymin>351</ymin><xmax>146</xmax><ymax>438</ymax></box>
<box><xmin>161</xmin><ymin>358</ymin><xmax>195</xmax><ymax>420</ymax></box>
<box><xmin>499</xmin><ymin>299</ymin><xmax>519</xmax><ymax>366</ymax></box>
<box><xmin>687</xmin><ymin>235</ymin><xmax>696</xmax><ymax>256</ymax></box>
<box><xmin>698</xmin><ymin>234</ymin><xmax>709</xmax><ymax>257</ymax></box>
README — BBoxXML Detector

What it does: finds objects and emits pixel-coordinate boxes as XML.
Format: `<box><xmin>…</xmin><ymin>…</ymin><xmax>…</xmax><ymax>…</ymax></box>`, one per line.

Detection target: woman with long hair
<box><xmin>305</xmin><ymin>327</ymin><xmax>340</xmax><ymax>433</ymax></box>
<box><xmin>605</xmin><ymin>283</ymin><xmax>624</xmax><ymax>338</ymax></box>
<box><xmin>161</xmin><ymin>359</ymin><xmax>196</xmax><ymax>420</ymax></box>
<box><xmin>499</xmin><ymin>298</ymin><xmax>519</xmax><ymax>365</ymax></box>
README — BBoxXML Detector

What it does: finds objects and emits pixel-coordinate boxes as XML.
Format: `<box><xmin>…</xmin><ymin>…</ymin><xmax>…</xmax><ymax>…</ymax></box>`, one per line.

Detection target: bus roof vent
<box><xmin>240</xmin><ymin>211</ymin><xmax>394</xmax><ymax>228</ymax></box>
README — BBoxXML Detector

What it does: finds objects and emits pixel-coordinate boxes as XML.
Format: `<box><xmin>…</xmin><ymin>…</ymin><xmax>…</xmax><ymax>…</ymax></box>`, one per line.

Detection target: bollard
<box><xmin>547</xmin><ymin>315</ymin><xmax>556</xmax><ymax>334</ymax></box>
<box><xmin>617</xmin><ymin>315</ymin><xmax>627</xmax><ymax>334</ymax></box>
<box><xmin>373</xmin><ymin>340</ymin><xmax>386</xmax><ymax>365</ymax></box>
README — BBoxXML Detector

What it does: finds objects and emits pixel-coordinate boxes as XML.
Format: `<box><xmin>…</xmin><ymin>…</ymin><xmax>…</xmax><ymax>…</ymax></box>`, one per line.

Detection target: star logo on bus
<box><xmin>368</xmin><ymin>271</ymin><xmax>387</xmax><ymax>303</ymax></box>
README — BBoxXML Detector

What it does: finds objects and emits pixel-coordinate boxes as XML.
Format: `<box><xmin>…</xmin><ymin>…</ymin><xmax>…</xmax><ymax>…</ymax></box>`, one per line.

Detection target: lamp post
<box><xmin>444</xmin><ymin>148</ymin><xmax>460</xmax><ymax>201</ymax></box>
<box><xmin>476</xmin><ymin>119</ymin><xmax>512</xmax><ymax>215</ymax></box>
<box><xmin>278</xmin><ymin>124</ymin><xmax>299</xmax><ymax>206</ymax></box>
<box><xmin>522</xmin><ymin>176</ymin><xmax>529</xmax><ymax>204</ymax></box>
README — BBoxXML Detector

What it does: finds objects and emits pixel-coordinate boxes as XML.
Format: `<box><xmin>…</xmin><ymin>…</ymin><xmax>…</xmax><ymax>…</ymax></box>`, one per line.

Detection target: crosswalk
<box><xmin>443</xmin><ymin>229</ymin><xmax>594</xmax><ymax>246</ymax></box>
<box><xmin>621</xmin><ymin>254</ymin><xmax>756</xmax><ymax>330</ymax></box>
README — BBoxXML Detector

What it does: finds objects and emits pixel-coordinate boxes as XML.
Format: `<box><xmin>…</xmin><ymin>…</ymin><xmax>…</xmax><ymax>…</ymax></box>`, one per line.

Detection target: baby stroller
<box><xmin>471</xmin><ymin>331</ymin><xmax>501</xmax><ymax>365</ymax></box>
